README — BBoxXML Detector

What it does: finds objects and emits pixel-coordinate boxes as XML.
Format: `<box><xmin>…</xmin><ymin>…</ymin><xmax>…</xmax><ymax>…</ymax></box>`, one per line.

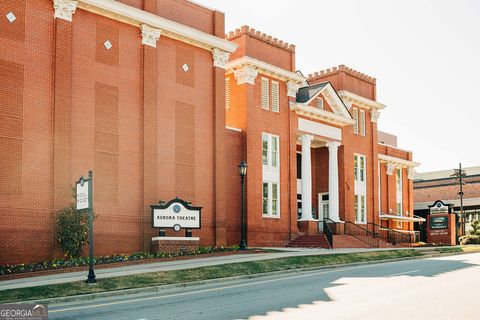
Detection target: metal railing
<box><xmin>322</xmin><ymin>218</ymin><xmax>336</xmax><ymax>249</ymax></box>
<box><xmin>344</xmin><ymin>221</ymin><xmax>379</xmax><ymax>247</ymax></box>
<box><xmin>366</xmin><ymin>223</ymin><xmax>418</xmax><ymax>247</ymax></box>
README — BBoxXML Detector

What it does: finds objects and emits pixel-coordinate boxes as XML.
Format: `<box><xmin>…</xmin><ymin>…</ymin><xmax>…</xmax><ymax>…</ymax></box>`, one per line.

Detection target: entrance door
<box><xmin>318</xmin><ymin>193</ymin><xmax>329</xmax><ymax>220</ymax></box>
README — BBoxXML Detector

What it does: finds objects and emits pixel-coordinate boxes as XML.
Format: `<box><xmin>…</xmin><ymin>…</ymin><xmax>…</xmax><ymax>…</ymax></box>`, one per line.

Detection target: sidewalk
<box><xmin>0</xmin><ymin>247</ymin><xmax>436</xmax><ymax>291</ymax></box>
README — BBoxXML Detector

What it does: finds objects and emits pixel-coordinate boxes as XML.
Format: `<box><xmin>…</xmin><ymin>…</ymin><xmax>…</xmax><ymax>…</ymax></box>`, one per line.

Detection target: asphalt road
<box><xmin>48</xmin><ymin>252</ymin><xmax>480</xmax><ymax>320</ymax></box>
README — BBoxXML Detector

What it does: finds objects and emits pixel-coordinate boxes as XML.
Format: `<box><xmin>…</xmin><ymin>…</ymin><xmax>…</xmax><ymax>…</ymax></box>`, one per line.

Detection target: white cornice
<box><xmin>76</xmin><ymin>0</ymin><xmax>237</xmax><ymax>53</ymax></box>
<box><xmin>290</xmin><ymin>103</ymin><xmax>356</xmax><ymax>127</ymax></box>
<box><xmin>378</xmin><ymin>154</ymin><xmax>420</xmax><ymax>168</ymax></box>
<box><xmin>338</xmin><ymin>90</ymin><xmax>386</xmax><ymax>111</ymax></box>
<box><xmin>226</xmin><ymin>56</ymin><xmax>306</xmax><ymax>83</ymax></box>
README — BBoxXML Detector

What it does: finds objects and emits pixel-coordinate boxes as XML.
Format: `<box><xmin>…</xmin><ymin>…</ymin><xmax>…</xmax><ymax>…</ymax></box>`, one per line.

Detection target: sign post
<box><xmin>76</xmin><ymin>170</ymin><xmax>96</xmax><ymax>284</ymax></box>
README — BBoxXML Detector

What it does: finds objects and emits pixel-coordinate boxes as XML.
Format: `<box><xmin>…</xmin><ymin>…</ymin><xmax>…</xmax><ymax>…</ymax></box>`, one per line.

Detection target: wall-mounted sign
<box><xmin>151</xmin><ymin>198</ymin><xmax>202</xmax><ymax>231</ymax></box>
<box><xmin>430</xmin><ymin>216</ymin><xmax>448</xmax><ymax>230</ymax></box>
<box><xmin>76</xmin><ymin>177</ymin><xmax>89</xmax><ymax>210</ymax></box>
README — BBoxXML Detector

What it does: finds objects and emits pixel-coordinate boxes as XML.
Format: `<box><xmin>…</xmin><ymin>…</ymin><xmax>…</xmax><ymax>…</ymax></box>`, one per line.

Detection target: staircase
<box><xmin>288</xmin><ymin>234</ymin><xmax>331</xmax><ymax>249</ymax></box>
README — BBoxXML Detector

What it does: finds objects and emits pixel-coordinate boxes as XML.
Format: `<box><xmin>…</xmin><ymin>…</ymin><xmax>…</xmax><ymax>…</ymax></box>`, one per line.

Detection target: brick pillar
<box><xmin>53</xmin><ymin>20</ymin><xmax>73</xmax><ymax>210</ymax></box>
<box><xmin>213</xmin><ymin>11</ymin><xmax>228</xmax><ymax>246</ymax></box>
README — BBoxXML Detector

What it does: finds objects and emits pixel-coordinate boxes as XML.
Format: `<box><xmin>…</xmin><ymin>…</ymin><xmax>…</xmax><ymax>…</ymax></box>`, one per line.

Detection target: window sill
<box><xmin>262</xmin><ymin>215</ymin><xmax>281</xmax><ymax>219</ymax></box>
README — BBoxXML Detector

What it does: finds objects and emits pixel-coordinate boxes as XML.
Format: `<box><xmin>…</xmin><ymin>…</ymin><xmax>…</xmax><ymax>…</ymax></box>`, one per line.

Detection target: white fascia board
<box><xmin>379</xmin><ymin>214</ymin><xmax>426</xmax><ymax>222</ymax></box>
<box><xmin>378</xmin><ymin>154</ymin><xmax>420</xmax><ymax>168</ymax></box>
<box><xmin>298</xmin><ymin>118</ymin><xmax>342</xmax><ymax>141</ymax></box>
<box><xmin>290</xmin><ymin>103</ymin><xmax>355</xmax><ymax>127</ymax></box>
<box><xmin>77</xmin><ymin>0</ymin><xmax>237</xmax><ymax>53</ymax></box>
<box><xmin>338</xmin><ymin>90</ymin><xmax>386</xmax><ymax>110</ymax></box>
<box><xmin>226</xmin><ymin>56</ymin><xmax>306</xmax><ymax>83</ymax></box>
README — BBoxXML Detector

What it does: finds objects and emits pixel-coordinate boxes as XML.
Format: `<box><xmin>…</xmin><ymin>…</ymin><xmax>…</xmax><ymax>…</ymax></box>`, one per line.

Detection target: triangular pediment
<box><xmin>296</xmin><ymin>82</ymin><xmax>352</xmax><ymax>119</ymax></box>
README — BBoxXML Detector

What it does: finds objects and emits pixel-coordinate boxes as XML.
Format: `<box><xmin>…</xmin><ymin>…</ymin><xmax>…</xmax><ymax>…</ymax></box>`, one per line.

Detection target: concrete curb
<box><xmin>16</xmin><ymin>249</ymin><xmax>480</xmax><ymax>306</ymax></box>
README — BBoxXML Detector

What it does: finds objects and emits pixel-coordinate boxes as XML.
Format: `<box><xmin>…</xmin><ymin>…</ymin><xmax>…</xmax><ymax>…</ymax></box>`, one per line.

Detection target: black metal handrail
<box><xmin>344</xmin><ymin>221</ymin><xmax>379</xmax><ymax>248</ymax></box>
<box><xmin>366</xmin><ymin>223</ymin><xmax>416</xmax><ymax>247</ymax></box>
<box><xmin>322</xmin><ymin>218</ymin><xmax>336</xmax><ymax>249</ymax></box>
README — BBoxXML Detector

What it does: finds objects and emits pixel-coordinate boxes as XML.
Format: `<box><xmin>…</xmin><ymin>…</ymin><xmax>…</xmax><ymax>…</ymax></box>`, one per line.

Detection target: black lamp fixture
<box><xmin>238</xmin><ymin>161</ymin><xmax>248</xmax><ymax>250</ymax></box>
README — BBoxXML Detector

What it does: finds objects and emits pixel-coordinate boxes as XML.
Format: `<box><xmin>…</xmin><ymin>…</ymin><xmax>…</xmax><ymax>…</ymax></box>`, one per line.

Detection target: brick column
<box><xmin>52</xmin><ymin>2</ymin><xmax>76</xmax><ymax>210</ymax></box>
<box><xmin>140</xmin><ymin>25</ymin><xmax>161</xmax><ymax>251</ymax></box>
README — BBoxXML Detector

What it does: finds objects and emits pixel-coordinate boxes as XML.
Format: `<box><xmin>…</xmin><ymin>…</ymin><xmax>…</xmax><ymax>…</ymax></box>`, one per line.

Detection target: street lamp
<box><xmin>238</xmin><ymin>161</ymin><xmax>248</xmax><ymax>250</ymax></box>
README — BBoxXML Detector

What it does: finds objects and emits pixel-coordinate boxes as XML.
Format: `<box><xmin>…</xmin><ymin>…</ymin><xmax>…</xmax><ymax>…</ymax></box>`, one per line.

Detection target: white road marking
<box><xmin>49</xmin><ymin>264</ymin><xmax>369</xmax><ymax>313</ymax></box>
<box><xmin>384</xmin><ymin>270</ymin><xmax>419</xmax><ymax>277</ymax></box>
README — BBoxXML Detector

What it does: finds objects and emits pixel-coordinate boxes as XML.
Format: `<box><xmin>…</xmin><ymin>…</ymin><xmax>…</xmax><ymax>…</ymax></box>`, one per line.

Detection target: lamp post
<box><xmin>238</xmin><ymin>161</ymin><xmax>248</xmax><ymax>250</ymax></box>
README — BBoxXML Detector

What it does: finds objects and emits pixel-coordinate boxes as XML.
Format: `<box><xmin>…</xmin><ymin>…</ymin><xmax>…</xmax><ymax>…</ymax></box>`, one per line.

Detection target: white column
<box><xmin>327</xmin><ymin>141</ymin><xmax>341</xmax><ymax>222</ymax></box>
<box><xmin>300</xmin><ymin>134</ymin><xmax>314</xmax><ymax>221</ymax></box>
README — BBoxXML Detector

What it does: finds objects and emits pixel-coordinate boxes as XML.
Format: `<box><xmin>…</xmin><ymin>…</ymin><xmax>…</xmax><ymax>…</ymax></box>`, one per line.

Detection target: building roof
<box><xmin>296</xmin><ymin>83</ymin><xmax>328</xmax><ymax>103</ymax></box>
<box><xmin>226</xmin><ymin>25</ymin><xmax>295</xmax><ymax>52</ymax></box>
<box><xmin>415</xmin><ymin>166</ymin><xmax>480</xmax><ymax>181</ymax></box>
<box><xmin>307</xmin><ymin>64</ymin><xmax>376</xmax><ymax>84</ymax></box>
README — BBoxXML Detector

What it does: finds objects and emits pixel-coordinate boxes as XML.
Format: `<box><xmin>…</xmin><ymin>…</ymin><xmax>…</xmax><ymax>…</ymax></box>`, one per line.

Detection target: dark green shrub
<box><xmin>56</xmin><ymin>205</ymin><xmax>89</xmax><ymax>258</ymax></box>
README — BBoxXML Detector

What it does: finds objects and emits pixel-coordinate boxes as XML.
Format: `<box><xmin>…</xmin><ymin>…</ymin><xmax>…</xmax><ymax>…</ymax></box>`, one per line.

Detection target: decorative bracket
<box><xmin>233</xmin><ymin>66</ymin><xmax>258</xmax><ymax>85</ymax></box>
<box><xmin>370</xmin><ymin>109</ymin><xmax>381</xmax><ymax>123</ymax></box>
<box><xmin>287</xmin><ymin>81</ymin><xmax>300</xmax><ymax>98</ymax></box>
<box><xmin>141</xmin><ymin>24</ymin><xmax>162</xmax><ymax>48</ymax></box>
<box><xmin>212</xmin><ymin>48</ymin><xmax>230</xmax><ymax>69</ymax></box>
<box><xmin>386</xmin><ymin>162</ymin><xmax>395</xmax><ymax>175</ymax></box>
<box><xmin>53</xmin><ymin>0</ymin><xmax>78</xmax><ymax>22</ymax></box>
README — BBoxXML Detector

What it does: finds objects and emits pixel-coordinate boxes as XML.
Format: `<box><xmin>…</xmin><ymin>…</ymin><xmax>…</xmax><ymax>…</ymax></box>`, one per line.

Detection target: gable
<box><xmin>300</xmin><ymin>82</ymin><xmax>351</xmax><ymax>118</ymax></box>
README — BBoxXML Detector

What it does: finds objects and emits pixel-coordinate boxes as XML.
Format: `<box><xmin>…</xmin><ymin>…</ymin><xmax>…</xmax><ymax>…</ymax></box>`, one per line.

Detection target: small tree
<box><xmin>56</xmin><ymin>205</ymin><xmax>89</xmax><ymax>258</ymax></box>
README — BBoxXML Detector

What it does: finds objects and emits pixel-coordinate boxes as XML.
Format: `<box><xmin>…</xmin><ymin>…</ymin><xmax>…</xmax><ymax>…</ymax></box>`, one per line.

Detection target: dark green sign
<box><xmin>430</xmin><ymin>216</ymin><xmax>448</xmax><ymax>230</ymax></box>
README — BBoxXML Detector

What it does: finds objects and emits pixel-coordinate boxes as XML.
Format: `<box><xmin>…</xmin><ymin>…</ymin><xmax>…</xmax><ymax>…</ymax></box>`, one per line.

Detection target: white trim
<box><xmin>338</xmin><ymin>90</ymin><xmax>386</xmax><ymax>111</ymax></box>
<box><xmin>379</xmin><ymin>214</ymin><xmax>425</xmax><ymax>223</ymax></box>
<box><xmin>298</xmin><ymin>118</ymin><xmax>342</xmax><ymax>141</ymax></box>
<box><xmin>76</xmin><ymin>0</ymin><xmax>237</xmax><ymax>52</ymax></box>
<box><xmin>54</xmin><ymin>0</ymin><xmax>78</xmax><ymax>21</ymax></box>
<box><xmin>226</xmin><ymin>126</ymin><xmax>241</xmax><ymax>132</ymax></box>
<box><xmin>291</xmin><ymin>103</ymin><xmax>355</xmax><ymax>127</ymax></box>
<box><xmin>378</xmin><ymin>154</ymin><xmax>420</xmax><ymax>168</ymax></box>
<box><xmin>226</xmin><ymin>56</ymin><xmax>305</xmax><ymax>83</ymax></box>
<box><xmin>141</xmin><ymin>24</ymin><xmax>161</xmax><ymax>48</ymax></box>
<box><xmin>151</xmin><ymin>237</ymin><xmax>200</xmax><ymax>241</ymax></box>
<box><xmin>300</xmin><ymin>83</ymin><xmax>352</xmax><ymax>119</ymax></box>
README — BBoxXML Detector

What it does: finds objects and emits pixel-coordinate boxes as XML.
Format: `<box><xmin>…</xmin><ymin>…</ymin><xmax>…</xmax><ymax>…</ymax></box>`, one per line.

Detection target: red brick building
<box><xmin>0</xmin><ymin>0</ymin><xmax>420</xmax><ymax>265</ymax></box>
<box><xmin>414</xmin><ymin>166</ymin><xmax>480</xmax><ymax>240</ymax></box>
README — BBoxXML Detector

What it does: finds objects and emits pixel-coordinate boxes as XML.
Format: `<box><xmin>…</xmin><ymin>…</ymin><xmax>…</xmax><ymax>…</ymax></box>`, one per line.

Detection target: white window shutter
<box><xmin>360</xmin><ymin>110</ymin><xmax>366</xmax><ymax>136</ymax></box>
<box><xmin>225</xmin><ymin>78</ymin><xmax>230</xmax><ymax>110</ymax></box>
<box><xmin>271</xmin><ymin>81</ymin><xmax>279</xmax><ymax>112</ymax></box>
<box><xmin>353</xmin><ymin>108</ymin><xmax>359</xmax><ymax>134</ymax></box>
<box><xmin>261</xmin><ymin>78</ymin><xmax>269</xmax><ymax>109</ymax></box>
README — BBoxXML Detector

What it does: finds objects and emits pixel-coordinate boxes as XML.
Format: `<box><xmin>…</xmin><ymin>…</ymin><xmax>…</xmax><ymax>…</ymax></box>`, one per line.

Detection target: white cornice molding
<box><xmin>75</xmin><ymin>0</ymin><xmax>237</xmax><ymax>53</ymax></box>
<box><xmin>226</xmin><ymin>56</ymin><xmax>306</xmax><ymax>83</ymax></box>
<box><xmin>378</xmin><ymin>154</ymin><xmax>420</xmax><ymax>168</ymax></box>
<box><xmin>233</xmin><ymin>66</ymin><xmax>258</xmax><ymax>85</ymax></box>
<box><xmin>408</xmin><ymin>167</ymin><xmax>415</xmax><ymax>180</ymax></box>
<box><xmin>212</xmin><ymin>48</ymin><xmax>230</xmax><ymax>69</ymax></box>
<box><xmin>338</xmin><ymin>90</ymin><xmax>386</xmax><ymax>111</ymax></box>
<box><xmin>290</xmin><ymin>103</ymin><xmax>356</xmax><ymax>127</ymax></box>
<box><xmin>141</xmin><ymin>24</ymin><xmax>161</xmax><ymax>48</ymax></box>
<box><xmin>53</xmin><ymin>0</ymin><xmax>78</xmax><ymax>21</ymax></box>
<box><xmin>386</xmin><ymin>163</ymin><xmax>395</xmax><ymax>175</ymax></box>
<box><xmin>370</xmin><ymin>109</ymin><xmax>380</xmax><ymax>123</ymax></box>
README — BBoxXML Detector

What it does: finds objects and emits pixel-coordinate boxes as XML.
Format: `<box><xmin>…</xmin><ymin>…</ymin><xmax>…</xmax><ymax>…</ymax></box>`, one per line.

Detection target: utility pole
<box><xmin>451</xmin><ymin>163</ymin><xmax>466</xmax><ymax>236</ymax></box>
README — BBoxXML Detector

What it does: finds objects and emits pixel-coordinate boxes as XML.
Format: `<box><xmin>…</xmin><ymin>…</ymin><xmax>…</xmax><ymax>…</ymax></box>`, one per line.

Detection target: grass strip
<box><xmin>436</xmin><ymin>245</ymin><xmax>480</xmax><ymax>253</ymax></box>
<box><xmin>0</xmin><ymin>250</ymin><xmax>420</xmax><ymax>303</ymax></box>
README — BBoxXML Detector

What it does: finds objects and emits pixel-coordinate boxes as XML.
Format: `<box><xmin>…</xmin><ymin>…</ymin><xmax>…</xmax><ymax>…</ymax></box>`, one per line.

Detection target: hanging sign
<box><xmin>76</xmin><ymin>177</ymin><xmax>89</xmax><ymax>210</ymax></box>
<box><xmin>151</xmin><ymin>198</ymin><xmax>202</xmax><ymax>231</ymax></box>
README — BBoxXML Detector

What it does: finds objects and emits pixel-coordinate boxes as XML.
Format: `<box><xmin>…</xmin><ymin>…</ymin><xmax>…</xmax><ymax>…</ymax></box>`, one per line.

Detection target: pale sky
<box><xmin>197</xmin><ymin>0</ymin><xmax>480</xmax><ymax>172</ymax></box>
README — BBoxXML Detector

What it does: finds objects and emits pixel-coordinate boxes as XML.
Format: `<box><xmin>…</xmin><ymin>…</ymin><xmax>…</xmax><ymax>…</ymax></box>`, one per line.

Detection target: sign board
<box><xmin>429</xmin><ymin>216</ymin><xmax>448</xmax><ymax>230</ymax></box>
<box><xmin>76</xmin><ymin>177</ymin><xmax>89</xmax><ymax>210</ymax></box>
<box><xmin>151</xmin><ymin>198</ymin><xmax>202</xmax><ymax>231</ymax></box>
<box><xmin>428</xmin><ymin>200</ymin><xmax>452</xmax><ymax>214</ymax></box>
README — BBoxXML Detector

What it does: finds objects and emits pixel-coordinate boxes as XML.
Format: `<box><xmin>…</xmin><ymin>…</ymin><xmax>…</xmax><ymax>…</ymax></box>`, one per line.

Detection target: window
<box><xmin>262</xmin><ymin>183</ymin><xmax>269</xmax><ymax>215</ymax></box>
<box><xmin>225</xmin><ymin>78</ymin><xmax>230</xmax><ymax>110</ymax></box>
<box><xmin>271</xmin><ymin>81</ymin><xmax>279</xmax><ymax>112</ymax></box>
<box><xmin>262</xmin><ymin>132</ymin><xmax>280</xmax><ymax>218</ymax></box>
<box><xmin>354</xmin><ymin>154</ymin><xmax>366</xmax><ymax>182</ymax></box>
<box><xmin>355</xmin><ymin>195</ymin><xmax>366</xmax><ymax>223</ymax></box>
<box><xmin>360</xmin><ymin>110</ymin><xmax>366</xmax><ymax>136</ymax></box>
<box><xmin>262</xmin><ymin>134</ymin><xmax>268</xmax><ymax>165</ymax></box>
<box><xmin>396</xmin><ymin>168</ymin><xmax>403</xmax><ymax>217</ymax></box>
<box><xmin>262</xmin><ymin>133</ymin><xmax>279</xmax><ymax>168</ymax></box>
<box><xmin>263</xmin><ymin>181</ymin><xmax>280</xmax><ymax>217</ymax></box>
<box><xmin>317</xmin><ymin>97</ymin><xmax>324</xmax><ymax>109</ymax></box>
<box><xmin>352</xmin><ymin>108</ymin><xmax>359</xmax><ymax>134</ymax></box>
<box><xmin>261</xmin><ymin>77</ymin><xmax>269</xmax><ymax>110</ymax></box>
<box><xmin>271</xmin><ymin>136</ymin><xmax>278</xmax><ymax>167</ymax></box>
